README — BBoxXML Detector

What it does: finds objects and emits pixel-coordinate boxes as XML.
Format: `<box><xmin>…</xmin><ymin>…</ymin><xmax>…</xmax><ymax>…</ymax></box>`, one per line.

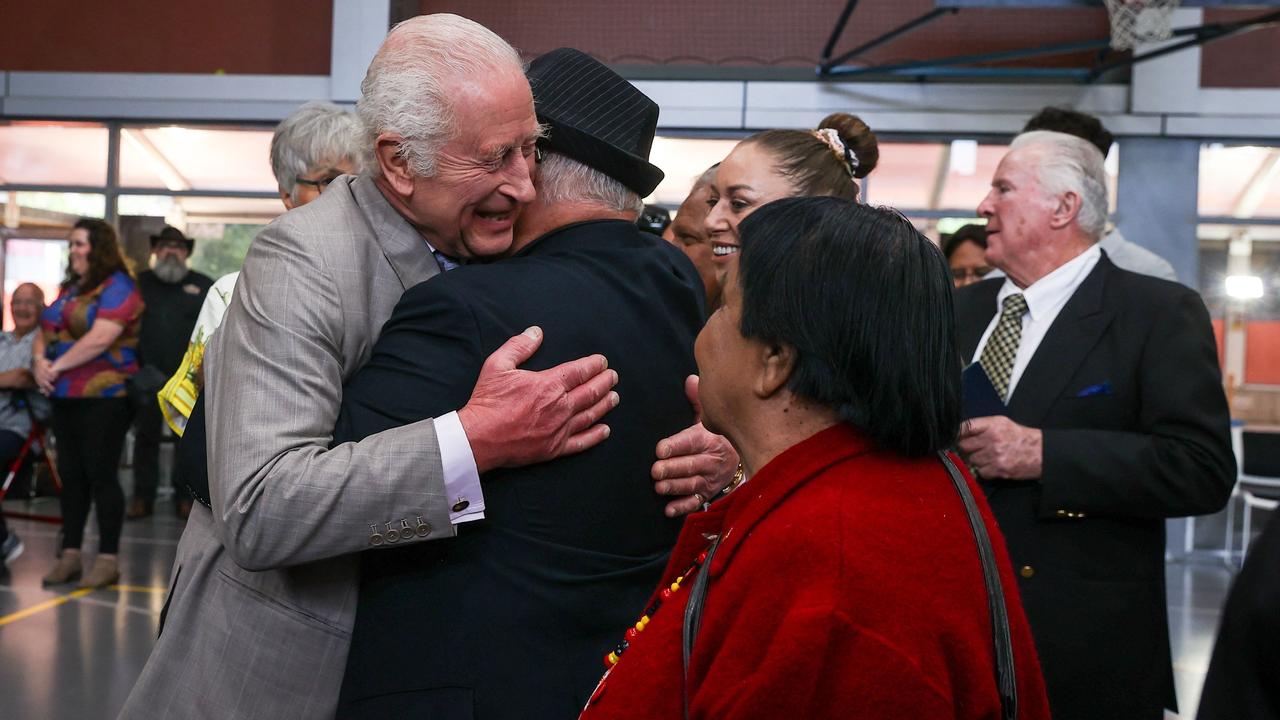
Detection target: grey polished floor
<box><xmin>0</xmin><ymin>485</ymin><xmax>1265</xmax><ymax>720</ymax></box>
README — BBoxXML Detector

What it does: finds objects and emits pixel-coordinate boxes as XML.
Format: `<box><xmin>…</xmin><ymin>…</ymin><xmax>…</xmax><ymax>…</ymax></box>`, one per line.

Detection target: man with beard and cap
<box><xmin>332</xmin><ymin>48</ymin><xmax>706</xmax><ymax>718</ymax></box>
<box><xmin>128</xmin><ymin>225</ymin><xmax>212</xmax><ymax>519</ymax></box>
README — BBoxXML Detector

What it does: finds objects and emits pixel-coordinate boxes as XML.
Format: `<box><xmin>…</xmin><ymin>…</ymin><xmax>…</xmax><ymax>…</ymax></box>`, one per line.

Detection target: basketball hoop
<box><xmin>1103</xmin><ymin>0</ymin><xmax>1181</xmax><ymax>51</ymax></box>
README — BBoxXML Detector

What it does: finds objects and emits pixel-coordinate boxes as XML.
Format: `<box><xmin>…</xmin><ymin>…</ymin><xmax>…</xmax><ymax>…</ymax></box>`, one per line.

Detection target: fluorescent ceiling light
<box><xmin>1225</xmin><ymin>274</ymin><xmax>1264</xmax><ymax>300</ymax></box>
<box><xmin>949</xmin><ymin>140</ymin><xmax>977</xmax><ymax>177</ymax></box>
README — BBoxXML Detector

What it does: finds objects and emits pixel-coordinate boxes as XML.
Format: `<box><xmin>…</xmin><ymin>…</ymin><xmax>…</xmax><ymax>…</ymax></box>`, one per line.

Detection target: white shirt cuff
<box><xmin>433</xmin><ymin>411</ymin><xmax>486</xmax><ymax>524</ymax></box>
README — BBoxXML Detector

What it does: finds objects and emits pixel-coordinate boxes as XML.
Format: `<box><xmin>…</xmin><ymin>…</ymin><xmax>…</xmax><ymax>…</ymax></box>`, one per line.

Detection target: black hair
<box><xmin>942</xmin><ymin>223</ymin><xmax>988</xmax><ymax>259</ymax></box>
<box><xmin>736</xmin><ymin>197</ymin><xmax>961</xmax><ymax>457</ymax></box>
<box><xmin>1023</xmin><ymin>107</ymin><xmax>1113</xmax><ymax>156</ymax></box>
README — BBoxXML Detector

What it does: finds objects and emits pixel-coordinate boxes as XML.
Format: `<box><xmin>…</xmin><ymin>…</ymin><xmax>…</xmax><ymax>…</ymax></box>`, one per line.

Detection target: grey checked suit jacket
<box><xmin>120</xmin><ymin>176</ymin><xmax>454</xmax><ymax>720</ymax></box>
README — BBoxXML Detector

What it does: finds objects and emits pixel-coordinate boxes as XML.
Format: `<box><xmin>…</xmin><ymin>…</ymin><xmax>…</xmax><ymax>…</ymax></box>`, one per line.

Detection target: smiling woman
<box><xmin>35</xmin><ymin>218</ymin><xmax>143</xmax><ymax>591</ymax></box>
<box><xmin>704</xmin><ymin>113</ymin><xmax>879</xmax><ymax>267</ymax></box>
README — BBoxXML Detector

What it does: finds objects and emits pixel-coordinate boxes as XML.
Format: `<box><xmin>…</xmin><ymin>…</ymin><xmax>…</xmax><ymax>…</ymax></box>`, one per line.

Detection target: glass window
<box><xmin>117</xmin><ymin>194</ymin><xmax>179</xmax><ymax>220</ymax></box>
<box><xmin>3</xmin><ymin>238</ymin><xmax>68</xmax><ymax>330</ymax></box>
<box><xmin>177</xmin><ymin>196</ymin><xmax>284</xmax><ymax>225</ymax></box>
<box><xmin>1198</xmin><ymin>224</ymin><xmax>1280</xmax><ymax>386</ymax></box>
<box><xmin>1199</xmin><ymin>144</ymin><xmax>1280</xmax><ymax>219</ymax></box>
<box><xmin>118</xmin><ymin>125</ymin><xmax>277</xmax><ymax>192</ymax></box>
<box><xmin>867</xmin><ymin>142</ymin><xmax>944</xmax><ymax>209</ymax></box>
<box><xmin>0</xmin><ymin>121</ymin><xmax>109</xmax><ymax>186</ymax></box>
<box><xmin>647</xmin><ymin>137</ymin><xmax>741</xmax><ymax>206</ymax></box>
<box><xmin>12</xmin><ymin>192</ymin><xmax>106</xmax><ymax>224</ymax></box>
<box><xmin>187</xmin><ymin>223</ymin><xmax>267</xmax><ymax>279</ymax></box>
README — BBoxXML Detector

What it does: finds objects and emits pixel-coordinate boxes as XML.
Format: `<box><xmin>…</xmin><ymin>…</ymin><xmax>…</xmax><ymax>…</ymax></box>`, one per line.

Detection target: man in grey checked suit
<box><xmin>120</xmin><ymin>15</ymin><xmax>621</xmax><ymax>719</ymax></box>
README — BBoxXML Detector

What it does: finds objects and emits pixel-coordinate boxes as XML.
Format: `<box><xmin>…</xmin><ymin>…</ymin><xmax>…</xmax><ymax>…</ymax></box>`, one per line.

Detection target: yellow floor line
<box><xmin>108</xmin><ymin>585</ymin><xmax>168</xmax><ymax>594</ymax></box>
<box><xmin>0</xmin><ymin>588</ymin><xmax>93</xmax><ymax>626</ymax></box>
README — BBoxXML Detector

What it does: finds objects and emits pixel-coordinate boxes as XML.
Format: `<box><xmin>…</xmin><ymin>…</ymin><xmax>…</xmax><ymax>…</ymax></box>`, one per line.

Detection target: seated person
<box><xmin>0</xmin><ymin>283</ymin><xmax>50</xmax><ymax>567</ymax></box>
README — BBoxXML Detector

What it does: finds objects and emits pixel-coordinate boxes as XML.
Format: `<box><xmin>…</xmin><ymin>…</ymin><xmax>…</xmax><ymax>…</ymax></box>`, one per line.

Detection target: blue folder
<box><xmin>962</xmin><ymin>362</ymin><xmax>1009</xmax><ymax>420</ymax></box>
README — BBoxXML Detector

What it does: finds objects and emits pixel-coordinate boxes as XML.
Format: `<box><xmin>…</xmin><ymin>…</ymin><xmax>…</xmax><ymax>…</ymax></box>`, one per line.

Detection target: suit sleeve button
<box><xmin>1020</xmin><ymin>565</ymin><xmax>1035</xmax><ymax>579</ymax></box>
<box><xmin>1056</xmin><ymin>510</ymin><xmax>1067</xmax><ymax>518</ymax></box>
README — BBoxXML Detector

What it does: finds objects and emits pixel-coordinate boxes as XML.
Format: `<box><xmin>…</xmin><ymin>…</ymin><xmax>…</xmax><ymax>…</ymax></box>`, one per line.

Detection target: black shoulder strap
<box><xmin>681</xmin><ymin>534</ymin><xmax>721</xmax><ymax>720</ymax></box>
<box><xmin>939</xmin><ymin>450</ymin><xmax>1019</xmax><ymax>720</ymax></box>
<box><xmin>680</xmin><ymin>455</ymin><xmax>1018</xmax><ymax>720</ymax></box>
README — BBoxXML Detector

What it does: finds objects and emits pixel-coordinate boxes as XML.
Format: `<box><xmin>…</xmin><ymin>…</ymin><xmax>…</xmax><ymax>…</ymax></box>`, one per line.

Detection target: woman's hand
<box><xmin>33</xmin><ymin>356</ymin><xmax>58</xmax><ymax>395</ymax></box>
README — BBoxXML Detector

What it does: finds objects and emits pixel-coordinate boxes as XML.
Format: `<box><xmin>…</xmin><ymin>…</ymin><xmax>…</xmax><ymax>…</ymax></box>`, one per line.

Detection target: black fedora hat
<box><xmin>150</xmin><ymin>225</ymin><xmax>194</xmax><ymax>250</ymax></box>
<box><xmin>527</xmin><ymin>48</ymin><xmax>664</xmax><ymax>197</ymax></box>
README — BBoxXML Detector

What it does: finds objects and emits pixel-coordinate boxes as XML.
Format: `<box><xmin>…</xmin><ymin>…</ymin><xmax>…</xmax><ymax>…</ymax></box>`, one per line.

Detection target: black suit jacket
<box><xmin>332</xmin><ymin>220</ymin><xmax>705</xmax><ymax>719</ymax></box>
<box><xmin>954</xmin><ymin>253</ymin><xmax>1235</xmax><ymax>720</ymax></box>
<box><xmin>1197</xmin><ymin>513</ymin><xmax>1280</xmax><ymax>720</ymax></box>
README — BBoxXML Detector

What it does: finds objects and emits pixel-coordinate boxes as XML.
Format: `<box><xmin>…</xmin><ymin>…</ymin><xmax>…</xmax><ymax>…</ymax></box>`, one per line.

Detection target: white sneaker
<box><xmin>1</xmin><ymin>533</ymin><xmax>23</xmax><ymax>565</ymax></box>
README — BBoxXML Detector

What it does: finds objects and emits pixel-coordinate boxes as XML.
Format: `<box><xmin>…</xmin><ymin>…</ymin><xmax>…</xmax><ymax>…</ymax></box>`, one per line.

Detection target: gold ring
<box><xmin>692</xmin><ymin>492</ymin><xmax>706</xmax><ymax>504</ymax></box>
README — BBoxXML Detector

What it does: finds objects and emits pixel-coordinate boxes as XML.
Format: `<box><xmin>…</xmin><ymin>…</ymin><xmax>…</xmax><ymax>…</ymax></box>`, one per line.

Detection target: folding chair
<box><xmin>0</xmin><ymin>402</ymin><xmax>63</xmax><ymax>525</ymax></box>
<box><xmin>0</xmin><ymin>419</ymin><xmax>59</xmax><ymax>498</ymax></box>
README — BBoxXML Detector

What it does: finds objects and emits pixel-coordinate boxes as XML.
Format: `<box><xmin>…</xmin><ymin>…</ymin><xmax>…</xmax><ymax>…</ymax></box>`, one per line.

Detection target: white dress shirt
<box><xmin>434</xmin><ymin>412</ymin><xmax>484</xmax><ymax>523</ymax></box>
<box><xmin>973</xmin><ymin>245</ymin><xmax>1101</xmax><ymax>400</ymax></box>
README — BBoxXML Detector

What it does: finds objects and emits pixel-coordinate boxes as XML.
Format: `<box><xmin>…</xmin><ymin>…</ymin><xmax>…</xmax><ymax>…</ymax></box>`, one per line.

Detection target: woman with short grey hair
<box><xmin>270</xmin><ymin>100</ymin><xmax>368</xmax><ymax>209</ymax></box>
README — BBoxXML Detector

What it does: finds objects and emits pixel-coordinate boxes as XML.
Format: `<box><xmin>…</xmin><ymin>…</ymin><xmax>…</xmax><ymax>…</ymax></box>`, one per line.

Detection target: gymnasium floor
<box><xmin>0</xmin><ymin>474</ymin><xmax>1253</xmax><ymax>720</ymax></box>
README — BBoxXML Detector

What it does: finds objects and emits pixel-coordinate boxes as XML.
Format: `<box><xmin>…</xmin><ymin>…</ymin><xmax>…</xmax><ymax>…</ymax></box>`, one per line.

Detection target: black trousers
<box><xmin>51</xmin><ymin>397</ymin><xmax>131</xmax><ymax>554</ymax></box>
<box><xmin>0</xmin><ymin>429</ymin><xmax>27</xmax><ymax>543</ymax></box>
<box><xmin>131</xmin><ymin>396</ymin><xmax>188</xmax><ymax>504</ymax></box>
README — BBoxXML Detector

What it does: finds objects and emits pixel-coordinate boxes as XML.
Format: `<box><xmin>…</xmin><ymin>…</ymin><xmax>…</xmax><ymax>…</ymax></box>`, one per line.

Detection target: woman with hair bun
<box><xmin>705</xmin><ymin>112</ymin><xmax>879</xmax><ymax>265</ymax></box>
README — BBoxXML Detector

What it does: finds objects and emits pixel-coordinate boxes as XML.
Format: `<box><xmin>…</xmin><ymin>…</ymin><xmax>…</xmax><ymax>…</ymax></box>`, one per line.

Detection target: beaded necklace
<box><xmin>603</xmin><ymin>546</ymin><xmax>712</xmax><ymax>669</ymax></box>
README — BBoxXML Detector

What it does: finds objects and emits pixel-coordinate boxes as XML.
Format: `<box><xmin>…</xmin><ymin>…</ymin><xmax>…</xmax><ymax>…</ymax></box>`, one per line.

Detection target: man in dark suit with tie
<box><xmin>955</xmin><ymin>130</ymin><xmax>1235</xmax><ymax>720</ymax></box>
<box><xmin>331</xmin><ymin>49</ymin><xmax>706</xmax><ymax>718</ymax></box>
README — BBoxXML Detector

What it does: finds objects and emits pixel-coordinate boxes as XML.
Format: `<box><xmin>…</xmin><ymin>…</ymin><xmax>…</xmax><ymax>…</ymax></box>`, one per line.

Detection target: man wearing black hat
<box><xmin>129</xmin><ymin>225</ymin><xmax>213</xmax><ymax>519</ymax></box>
<box><xmin>332</xmin><ymin>48</ymin><xmax>706</xmax><ymax>718</ymax></box>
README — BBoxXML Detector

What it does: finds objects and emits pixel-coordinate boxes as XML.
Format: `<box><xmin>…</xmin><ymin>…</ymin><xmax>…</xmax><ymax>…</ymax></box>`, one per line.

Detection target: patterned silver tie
<box><xmin>979</xmin><ymin>293</ymin><xmax>1029</xmax><ymax>402</ymax></box>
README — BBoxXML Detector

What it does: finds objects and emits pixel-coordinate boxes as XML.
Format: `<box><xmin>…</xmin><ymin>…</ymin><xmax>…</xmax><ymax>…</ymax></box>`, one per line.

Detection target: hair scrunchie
<box><xmin>813</xmin><ymin>127</ymin><xmax>859</xmax><ymax>179</ymax></box>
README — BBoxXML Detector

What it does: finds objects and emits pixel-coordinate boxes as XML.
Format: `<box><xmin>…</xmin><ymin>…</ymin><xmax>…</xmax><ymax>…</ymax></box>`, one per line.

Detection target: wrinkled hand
<box><xmin>652</xmin><ymin>376</ymin><xmax>740</xmax><ymax>517</ymax></box>
<box><xmin>33</xmin><ymin>357</ymin><xmax>58</xmax><ymax>396</ymax></box>
<box><xmin>459</xmin><ymin>326</ymin><xmax>619</xmax><ymax>472</ymax></box>
<box><xmin>957</xmin><ymin>415</ymin><xmax>1043</xmax><ymax>480</ymax></box>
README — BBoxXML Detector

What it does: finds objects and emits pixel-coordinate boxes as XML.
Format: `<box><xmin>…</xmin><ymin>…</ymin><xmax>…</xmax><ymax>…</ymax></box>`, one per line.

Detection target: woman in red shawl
<box><xmin>581</xmin><ymin>198</ymin><xmax>1050</xmax><ymax>720</ymax></box>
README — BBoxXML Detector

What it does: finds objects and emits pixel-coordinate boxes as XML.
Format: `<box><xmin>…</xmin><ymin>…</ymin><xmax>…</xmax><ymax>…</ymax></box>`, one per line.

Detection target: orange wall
<box><xmin>1</xmin><ymin>1</ymin><xmax>332</xmax><ymax>75</ymax></box>
<box><xmin>1246</xmin><ymin>321</ymin><xmax>1280</xmax><ymax>386</ymax></box>
<box><xmin>1212</xmin><ymin>318</ymin><xmax>1280</xmax><ymax>386</ymax></box>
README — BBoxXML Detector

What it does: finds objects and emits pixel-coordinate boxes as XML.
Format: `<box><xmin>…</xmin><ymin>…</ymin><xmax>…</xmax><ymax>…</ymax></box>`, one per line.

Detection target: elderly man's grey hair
<box><xmin>1010</xmin><ymin>130</ymin><xmax>1109</xmax><ymax>240</ymax></box>
<box><xmin>357</xmin><ymin>14</ymin><xmax>524</xmax><ymax>178</ymax></box>
<box><xmin>269</xmin><ymin>101</ymin><xmax>366</xmax><ymax>201</ymax></box>
<box><xmin>536</xmin><ymin>152</ymin><xmax>644</xmax><ymax>215</ymax></box>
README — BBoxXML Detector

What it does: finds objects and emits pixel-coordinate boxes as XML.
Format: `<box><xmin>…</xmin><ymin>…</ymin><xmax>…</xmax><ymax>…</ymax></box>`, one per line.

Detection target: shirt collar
<box><xmin>996</xmin><ymin>244</ymin><xmax>1100</xmax><ymax>323</ymax></box>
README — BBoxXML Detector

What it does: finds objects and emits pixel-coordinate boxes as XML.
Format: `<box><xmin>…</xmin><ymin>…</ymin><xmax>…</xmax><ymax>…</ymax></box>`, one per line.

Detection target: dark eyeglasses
<box><xmin>951</xmin><ymin>266</ymin><xmax>993</xmax><ymax>281</ymax></box>
<box><xmin>295</xmin><ymin>174</ymin><xmax>343</xmax><ymax>192</ymax></box>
